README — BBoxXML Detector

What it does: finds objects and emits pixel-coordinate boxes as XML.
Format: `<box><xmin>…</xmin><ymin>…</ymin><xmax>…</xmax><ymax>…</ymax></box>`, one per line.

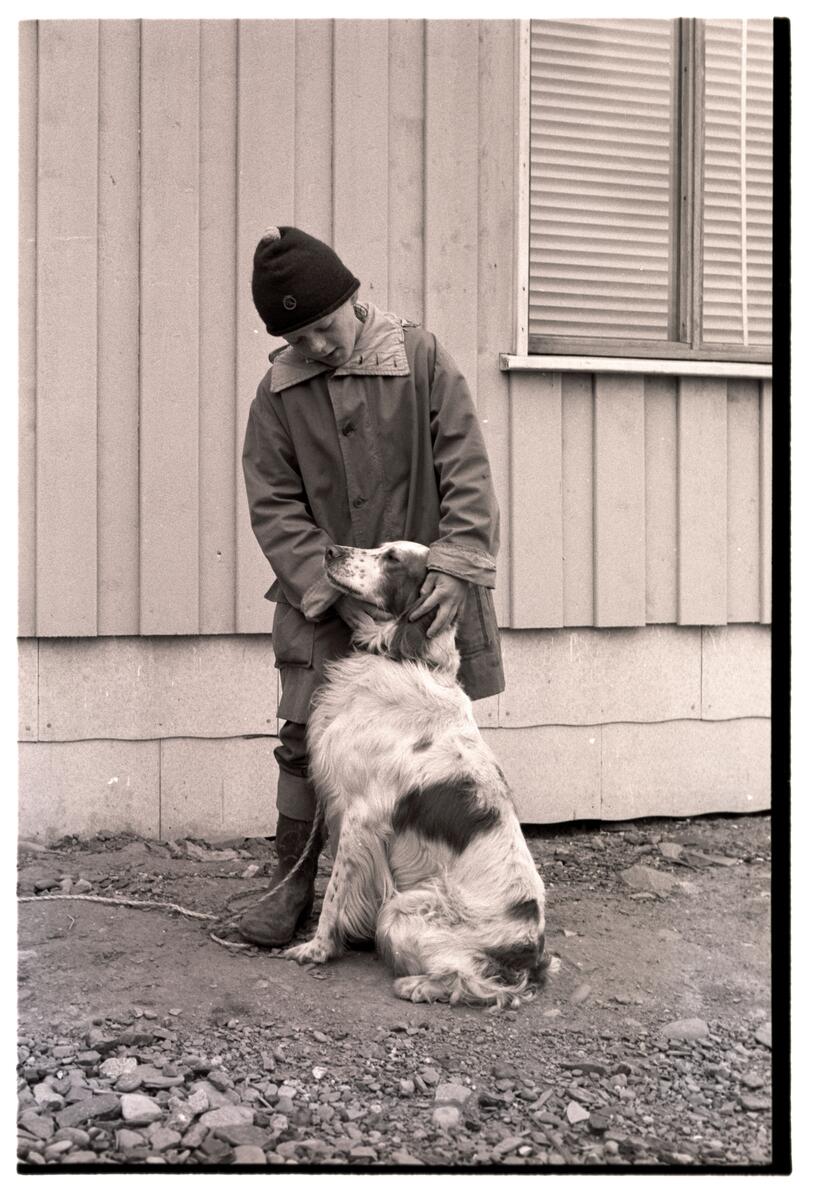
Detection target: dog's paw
<box><xmin>393</xmin><ymin>975</ymin><xmax>443</xmax><ymax>1005</ymax></box>
<box><xmin>282</xmin><ymin>938</ymin><xmax>332</xmax><ymax>965</ymax></box>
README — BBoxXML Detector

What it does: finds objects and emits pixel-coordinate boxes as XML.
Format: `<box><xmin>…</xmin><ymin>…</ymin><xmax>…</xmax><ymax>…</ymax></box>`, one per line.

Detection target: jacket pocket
<box><xmin>272</xmin><ymin>600</ymin><xmax>315</xmax><ymax>668</ymax></box>
<box><xmin>456</xmin><ymin>585</ymin><xmax>496</xmax><ymax>660</ymax></box>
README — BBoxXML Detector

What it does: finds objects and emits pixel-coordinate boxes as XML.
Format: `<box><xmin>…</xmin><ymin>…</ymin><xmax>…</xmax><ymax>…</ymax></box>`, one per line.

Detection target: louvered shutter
<box><xmin>529</xmin><ymin>19</ymin><xmax>678</xmax><ymax>342</ymax></box>
<box><xmin>701</xmin><ymin>19</ymin><xmax>773</xmax><ymax>347</ymax></box>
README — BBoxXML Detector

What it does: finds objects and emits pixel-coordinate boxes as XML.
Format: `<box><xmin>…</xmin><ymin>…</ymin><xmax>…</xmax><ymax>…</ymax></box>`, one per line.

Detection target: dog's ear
<box><xmin>383</xmin><ymin>559</ymin><xmax>428</xmax><ymax>619</ymax></box>
<box><xmin>387</xmin><ymin>609</ymin><xmax>435</xmax><ymax>663</ymax></box>
<box><xmin>301</xmin><ymin>573</ymin><xmax>342</xmax><ymax>621</ymax></box>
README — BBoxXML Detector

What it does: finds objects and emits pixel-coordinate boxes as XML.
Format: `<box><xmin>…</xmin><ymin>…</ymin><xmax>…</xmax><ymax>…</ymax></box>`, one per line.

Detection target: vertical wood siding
<box><xmin>20</xmin><ymin>19</ymin><xmax>772</xmax><ymax>636</ymax></box>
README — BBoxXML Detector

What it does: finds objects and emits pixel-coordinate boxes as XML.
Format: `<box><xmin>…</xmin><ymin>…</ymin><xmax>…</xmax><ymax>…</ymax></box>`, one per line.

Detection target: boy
<box><xmin>240</xmin><ymin>225</ymin><xmax>504</xmax><ymax>947</ymax></box>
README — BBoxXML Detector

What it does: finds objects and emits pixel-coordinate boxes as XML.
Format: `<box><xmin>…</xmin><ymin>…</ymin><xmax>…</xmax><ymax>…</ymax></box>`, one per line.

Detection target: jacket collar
<box><xmin>269</xmin><ymin>302</ymin><xmax>411</xmax><ymax>393</ymax></box>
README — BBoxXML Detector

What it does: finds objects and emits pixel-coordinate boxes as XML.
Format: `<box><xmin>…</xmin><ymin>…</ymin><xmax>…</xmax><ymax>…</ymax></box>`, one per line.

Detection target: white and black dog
<box><xmin>284</xmin><ymin>541</ymin><xmax>548</xmax><ymax>1007</ymax></box>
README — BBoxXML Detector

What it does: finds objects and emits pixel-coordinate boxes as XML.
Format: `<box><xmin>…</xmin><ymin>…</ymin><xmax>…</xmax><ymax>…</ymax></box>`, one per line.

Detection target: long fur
<box><xmin>283</xmin><ymin>541</ymin><xmax>548</xmax><ymax>1008</ymax></box>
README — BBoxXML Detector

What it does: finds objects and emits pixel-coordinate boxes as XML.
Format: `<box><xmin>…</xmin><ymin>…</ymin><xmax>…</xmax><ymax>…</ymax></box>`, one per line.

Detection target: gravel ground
<box><xmin>17</xmin><ymin>813</ymin><xmax>775</xmax><ymax>1170</ymax></box>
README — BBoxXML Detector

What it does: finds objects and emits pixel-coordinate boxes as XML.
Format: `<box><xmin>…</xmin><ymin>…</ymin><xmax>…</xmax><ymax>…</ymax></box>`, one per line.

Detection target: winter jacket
<box><xmin>242</xmin><ymin>302</ymin><xmax>505</xmax><ymax>723</ymax></box>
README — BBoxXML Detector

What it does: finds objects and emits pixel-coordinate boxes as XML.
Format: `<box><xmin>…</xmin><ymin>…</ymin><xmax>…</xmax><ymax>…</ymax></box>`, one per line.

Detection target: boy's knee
<box><xmin>275</xmin><ymin>720</ymin><xmax>309</xmax><ymax>777</ymax></box>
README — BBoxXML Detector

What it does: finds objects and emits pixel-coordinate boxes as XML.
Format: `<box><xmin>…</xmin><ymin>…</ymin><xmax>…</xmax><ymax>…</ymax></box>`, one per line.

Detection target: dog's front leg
<box><xmin>283</xmin><ymin>812</ymin><xmax>386</xmax><ymax>965</ymax></box>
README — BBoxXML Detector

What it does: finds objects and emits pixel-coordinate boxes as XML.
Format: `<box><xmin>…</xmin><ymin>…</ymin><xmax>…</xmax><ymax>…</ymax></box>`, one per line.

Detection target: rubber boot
<box><xmin>238</xmin><ymin>814</ymin><xmax>323</xmax><ymax>947</ymax></box>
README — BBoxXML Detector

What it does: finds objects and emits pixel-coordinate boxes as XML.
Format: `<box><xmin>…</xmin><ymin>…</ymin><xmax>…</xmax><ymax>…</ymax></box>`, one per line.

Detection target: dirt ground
<box><xmin>17</xmin><ymin>812</ymin><xmax>773</xmax><ymax>1169</ymax></box>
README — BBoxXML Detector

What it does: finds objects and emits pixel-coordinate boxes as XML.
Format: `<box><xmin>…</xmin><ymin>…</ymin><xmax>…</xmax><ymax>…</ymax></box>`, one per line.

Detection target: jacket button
<box><xmin>353</xmin><ymin>496</ymin><xmax>366</xmax><ymax>508</ymax></box>
<box><xmin>341</xmin><ymin>423</ymin><xmax>355</xmax><ymax>436</ymax></box>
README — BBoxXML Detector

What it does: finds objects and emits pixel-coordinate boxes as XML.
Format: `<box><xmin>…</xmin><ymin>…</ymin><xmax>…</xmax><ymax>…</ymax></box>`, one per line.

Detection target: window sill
<box><xmin>500</xmin><ymin>354</ymin><xmax>772</xmax><ymax>379</ymax></box>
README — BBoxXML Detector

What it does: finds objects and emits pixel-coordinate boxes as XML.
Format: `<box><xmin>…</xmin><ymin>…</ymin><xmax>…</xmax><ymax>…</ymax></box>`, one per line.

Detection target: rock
<box><xmin>116</xmin><ymin>1129</ymin><xmax>145</xmax><ymax>1150</ymax></box>
<box><xmin>569</xmin><ymin>984</ymin><xmax>592</xmax><ymax>1005</ymax></box>
<box><xmin>73</xmin><ymin>879</ymin><xmax>94</xmax><ymax>894</ymax></box>
<box><xmin>115</xmin><ymin>1073</ymin><xmax>143</xmax><ymax>1094</ymax></box>
<box><xmin>658</xmin><ymin>842</ymin><xmax>685</xmax><ymax>861</ymax></box>
<box><xmin>33</xmin><ymin>1083</ymin><xmax>64</xmax><ymax>1111</ymax></box>
<box><xmin>233</xmin><ymin>1145</ymin><xmax>267</xmax><ymax>1164</ymax></box>
<box><xmin>392</xmin><ymin>1150</ymin><xmax>424</xmax><ymax>1165</ymax></box>
<box><xmin>33</xmin><ymin>878</ymin><xmax>59</xmax><ymax>892</ymax></box>
<box><xmin>492</xmin><ymin>1060</ymin><xmax>515</xmax><ymax>1080</ymax></box>
<box><xmin>566</xmin><ymin>1101</ymin><xmax>590</xmax><ymax>1124</ymax></box>
<box><xmin>76</xmin><ymin>1051</ymin><xmax>100</xmax><ymax>1067</ymax></box>
<box><xmin>349</xmin><ymin>1147</ymin><xmax>377</xmax><ymax>1161</ymax></box>
<box><xmin>187</xmin><ymin>1089</ymin><xmax>210</xmax><ymax>1114</ymax></box>
<box><xmin>619</xmin><ymin>866</ymin><xmax>676</xmax><ymax>897</ymax></box>
<box><xmin>99</xmin><ymin>1056</ymin><xmax>138</xmax><ymax>1079</ymax></box>
<box><xmin>739</xmin><ymin>1093</ymin><xmax>771</xmax><ymax>1112</ymax></box>
<box><xmin>44</xmin><ymin>1139</ymin><xmax>74</xmax><ymax>1159</ymax></box>
<box><xmin>151</xmin><ymin>1128</ymin><xmax>182</xmax><ymax>1152</ymax></box>
<box><xmin>183</xmin><ymin>841</ymin><xmax>239</xmax><ymax>862</ymax></box>
<box><xmin>120</xmin><ymin>1094</ymin><xmax>162</xmax><ymax>1125</ymax></box>
<box><xmin>181</xmin><ymin>1124</ymin><xmax>208</xmax><ymax>1150</ymax></box>
<box><xmin>588</xmin><ymin>1113</ymin><xmax>610</xmax><ymax>1133</ymax></box>
<box><xmin>432</xmin><ymin>1106</ymin><xmax>461</xmax><ymax>1131</ymax></box>
<box><xmin>193</xmin><ymin>1080</ymin><xmax>239</xmax><ymax>1108</ymax></box>
<box><xmin>399</xmin><ymin>1079</ymin><xmax>415</xmax><ymax>1097</ymax></box>
<box><xmin>754</xmin><ymin>1022</ymin><xmax>772</xmax><ymax>1049</ymax></box>
<box><xmin>494</xmin><ymin>1136</ymin><xmax>525</xmax><ymax>1156</ymax></box>
<box><xmin>420</xmin><ymin>1067</ymin><xmax>440</xmax><ymax>1085</ymax></box>
<box><xmin>18</xmin><ymin>1110</ymin><xmax>55</xmax><ymax>1139</ymax></box>
<box><xmin>741</xmin><ymin>1072</ymin><xmax>765</xmax><ymax>1089</ymax></box>
<box><xmin>138</xmin><ymin>1067</ymin><xmax>185</xmax><ymax>1090</ymax></box>
<box><xmin>561</xmin><ymin>1060</ymin><xmax>609</xmax><ymax>1075</ymax></box>
<box><xmin>58</xmin><ymin>1127</ymin><xmax>92</xmax><ymax>1148</ymax></box>
<box><xmin>217</xmin><ymin>1126</ymin><xmax>272</xmax><ymax>1148</ymax></box>
<box><xmin>63</xmin><ymin>1150</ymin><xmax>98</xmax><ymax>1164</ymax></box>
<box><xmin>434</xmin><ymin>1083</ymin><xmax>472</xmax><ymax>1108</ymax></box>
<box><xmin>50</xmin><ymin>1043</ymin><xmax>74</xmax><ymax>1058</ymax></box>
<box><xmin>55</xmin><ymin>1093</ymin><xmax>121</xmax><ymax>1127</ymax></box>
<box><xmin>199</xmin><ymin>1105</ymin><xmax>255</xmax><ymax>1130</ymax></box>
<box><xmin>660</xmin><ymin>1018</ymin><xmax>709</xmax><ymax>1042</ymax></box>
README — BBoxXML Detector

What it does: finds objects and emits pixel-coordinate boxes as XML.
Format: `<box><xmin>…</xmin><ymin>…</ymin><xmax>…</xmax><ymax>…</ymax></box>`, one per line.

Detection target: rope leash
<box><xmin>18</xmin><ymin>799</ymin><xmax>327</xmax><ymax>954</ymax></box>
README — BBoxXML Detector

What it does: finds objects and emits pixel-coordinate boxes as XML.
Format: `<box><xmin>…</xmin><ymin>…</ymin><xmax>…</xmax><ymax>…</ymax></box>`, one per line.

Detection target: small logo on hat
<box><xmin>283</xmin><ymin>295</ymin><xmax>297</xmax><ymax>311</ymax></box>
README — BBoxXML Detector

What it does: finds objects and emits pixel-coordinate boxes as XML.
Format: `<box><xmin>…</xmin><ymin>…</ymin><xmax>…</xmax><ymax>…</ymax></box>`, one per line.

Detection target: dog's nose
<box><xmin>325</xmin><ymin>545</ymin><xmax>345</xmax><ymax>562</ymax></box>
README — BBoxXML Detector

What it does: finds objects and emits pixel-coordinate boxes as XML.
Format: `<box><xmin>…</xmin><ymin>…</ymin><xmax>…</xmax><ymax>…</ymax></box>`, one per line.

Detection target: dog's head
<box><xmin>324</xmin><ymin>541</ymin><xmax>429</xmax><ymax>613</ymax></box>
<box><xmin>320</xmin><ymin>541</ymin><xmax>450</xmax><ymax>665</ymax></box>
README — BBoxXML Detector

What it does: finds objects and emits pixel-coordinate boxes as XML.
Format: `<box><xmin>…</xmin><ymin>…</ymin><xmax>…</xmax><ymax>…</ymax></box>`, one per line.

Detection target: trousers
<box><xmin>274</xmin><ymin>719</ymin><xmax>317</xmax><ymax>821</ymax></box>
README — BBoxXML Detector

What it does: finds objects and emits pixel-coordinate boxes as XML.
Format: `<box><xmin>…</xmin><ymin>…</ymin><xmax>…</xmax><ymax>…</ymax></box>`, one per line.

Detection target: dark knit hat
<box><xmin>251</xmin><ymin>225</ymin><xmax>361</xmax><ymax>336</ymax></box>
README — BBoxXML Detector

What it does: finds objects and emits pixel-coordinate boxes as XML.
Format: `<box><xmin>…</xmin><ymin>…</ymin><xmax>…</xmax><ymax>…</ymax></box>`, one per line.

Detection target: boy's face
<box><xmin>281</xmin><ymin>300</ymin><xmax>361</xmax><ymax>368</ymax></box>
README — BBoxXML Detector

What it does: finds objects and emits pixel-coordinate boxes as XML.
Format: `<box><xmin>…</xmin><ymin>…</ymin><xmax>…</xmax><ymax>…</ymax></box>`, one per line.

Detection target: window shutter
<box><xmin>529</xmin><ymin>19</ymin><xmax>678</xmax><ymax>342</ymax></box>
<box><xmin>701</xmin><ymin>19</ymin><xmax>773</xmax><ymax>347</ymax></box>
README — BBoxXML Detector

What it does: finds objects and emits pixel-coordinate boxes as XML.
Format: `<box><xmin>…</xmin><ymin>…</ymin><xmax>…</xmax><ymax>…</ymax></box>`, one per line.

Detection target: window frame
<box><xmin>512</xmin><ymin>17</ymin><xmax>773</xmax><ymax>370</ymax></box>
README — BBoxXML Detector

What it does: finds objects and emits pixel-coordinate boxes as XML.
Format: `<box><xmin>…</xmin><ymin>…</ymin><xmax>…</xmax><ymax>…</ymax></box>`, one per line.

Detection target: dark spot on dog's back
<box><xmin>488</xmin><ymin>936</ymin><xmax>547</xmax><ymax>982</ymax></box>
<box><xmin>412</xmin><ymin>736</ymin><xmax>433</xmax><ymax>753</ymax></box>
<box><xmin>507</xmin><ymin>897</ymin><xmax>540</xmax><ymax>922</ymax></box>
<box><xmin>392</xmin><ymin>778</ymin><xmax>499</xmax><ymax>854</ymax></box>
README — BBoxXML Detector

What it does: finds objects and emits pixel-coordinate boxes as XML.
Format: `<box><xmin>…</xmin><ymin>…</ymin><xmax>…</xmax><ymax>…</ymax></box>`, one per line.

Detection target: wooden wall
<box><xmin>508</xmin><ymin>373</ymin><xmax>772</xmax><ymax>629</ymax></box>
<box><xmin>18</xmin><ymin>625</ymin><xmax>771</xmax><ymax>841</ymax></box>
<box><xmin>18</xmin><ymin>19</ymin><xmax>772</xmax><ymax>639</ymax></box>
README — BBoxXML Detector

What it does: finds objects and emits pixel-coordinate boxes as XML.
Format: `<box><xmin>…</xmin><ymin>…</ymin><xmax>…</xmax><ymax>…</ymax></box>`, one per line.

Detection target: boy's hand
<box><xmin>408</xmin><ymin>571</ymin><xmax>468</xmax><ymax>637</ymax></box>
<box><xmin>334</xmin><ymin>593</ymin><xmax>390</xmax><ymax>631</ymax></box>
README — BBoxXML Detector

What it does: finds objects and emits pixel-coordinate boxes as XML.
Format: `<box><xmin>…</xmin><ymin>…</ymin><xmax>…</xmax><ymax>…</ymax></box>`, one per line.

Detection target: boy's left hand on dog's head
<box><xmin>409</xmin><ymin>571</ymin><xmax>468</xmax><ymax>636</ymax></box>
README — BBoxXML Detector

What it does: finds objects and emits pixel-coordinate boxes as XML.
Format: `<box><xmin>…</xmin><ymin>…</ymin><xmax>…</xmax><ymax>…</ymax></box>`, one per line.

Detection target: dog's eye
<box><xmin>384</xmin><ymin>549</ymin><xmax>399</xmax><ymax>562</ymax></box>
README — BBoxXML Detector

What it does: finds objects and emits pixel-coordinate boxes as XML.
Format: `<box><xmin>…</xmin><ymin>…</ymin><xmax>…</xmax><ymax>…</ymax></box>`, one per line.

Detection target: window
<box><xmin>526</xmin><ymin>18</ymin><xmax>772</xmax><ymax>362</ymax></box>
